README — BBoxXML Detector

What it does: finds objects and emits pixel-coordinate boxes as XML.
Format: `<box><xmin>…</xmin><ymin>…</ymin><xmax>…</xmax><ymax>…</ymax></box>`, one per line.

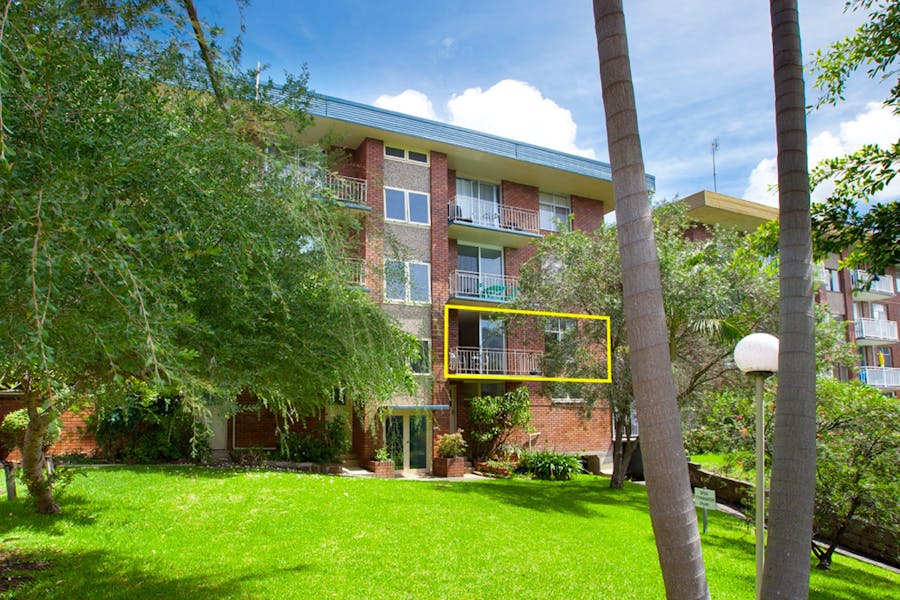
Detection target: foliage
<box><xmin>0</xmin><ymin>1</ymin><xmax>415</xmax><ymax>511</ymax></box>
<box><xmin>812</xmin><ymin>378</ymin><xmax>900</xmax><ymax>570</ymax></box>
<box><xmin>809</xmin><ymin>0</ymin><xmax>900</xmax><ymax>274</ymax></box>
<box><xmin>373</xmin><ymin>447</ymin><xmax>391</xmax><ymax>462</ymax></box>
<box><xmin>2</xmin><ymin>467</ymin><xmax>897</xmax><ymax>599</ymax></box>
<box><xmin>91</xmin><ymin>386</ymin><xmax>206</xmax><ymax>463</ymax></box>
<box><xmin>517</xmin><ymin>200</ymin><xmax>779</xmax><ymax>487</ymax></box>
<box><xmin>519</xmin><ymin>450</ymin><xmax>583</xmax><ymax>481</ymax></box>
<box><xmin>276</xmin><ymin>415</ymin><xmax>351</xmax><ymax>464</ymax></box>
<box><xmin>0</xmin><ymin>409</ymin><xmax>61</xmax><ymax>454</ymax></box>
<box><xmin>682</xmin><ymin>389</ymin><xmax>766</xmax><ymax>456</ymax></box>
<box><xmin>435</xmin><ymin>431</ymin><xmax>468</xmax><ymax>458</ymax></box>
<box><xmin>467</xmin><ymin>387</ymin><xmax>532</xmax><ymax>460</ymax></box>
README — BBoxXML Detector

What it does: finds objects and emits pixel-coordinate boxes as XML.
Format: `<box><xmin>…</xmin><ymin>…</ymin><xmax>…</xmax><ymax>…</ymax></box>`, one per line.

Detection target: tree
<box><xmin>467</xmin><ymin>386</ymin><xmax>532</xmax><ymax>461</ymax></box>
<box><xmin>0</xmin><ymin>1</ymin><xmax>414</xmax><ymax>513</ymax></box>
<box><xmin>811</xmin><ymin>379</ymin><xmax>900</xmax><ymax>571</ymax></box>
<box><xmin>593</xmin><ymin>2</ymin><xmax>709</xmax><ymax>597</ymax></box>
<box><xmin>517</xmin><ymin>202</ymin><xmax>779</xmax><ymax>488</ymax></box>
<box><xmin>809</xmin><ymin>0</ymin><xmax>900</xmax><ymax>275</ymax></box>
<box><xmin>763</xmin><ymin>2</ymin><xmax>818</xmax><ymax>597</ymax></box>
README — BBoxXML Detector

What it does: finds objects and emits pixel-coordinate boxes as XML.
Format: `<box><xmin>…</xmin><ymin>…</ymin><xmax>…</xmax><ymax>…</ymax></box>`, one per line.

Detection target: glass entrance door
<box><xmin>385</xmin><ymin>412</ymin><xmax>429</xmax><ymax>473</ymax></box>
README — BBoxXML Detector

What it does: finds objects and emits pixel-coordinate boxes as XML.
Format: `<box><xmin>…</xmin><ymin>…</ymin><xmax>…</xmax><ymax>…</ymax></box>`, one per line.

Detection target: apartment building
<box><xmin>682</xmin><ymin>190</ymin><xmax>900</xmax><ymax>397</ymax></box>
<box><xmin>217</xmin><ymin>94</ymin><xmax>644</xmax><ymax>474</ymax></box>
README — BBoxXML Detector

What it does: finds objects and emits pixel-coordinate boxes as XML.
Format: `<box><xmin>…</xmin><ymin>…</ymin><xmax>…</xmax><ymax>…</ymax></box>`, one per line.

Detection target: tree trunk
<box><xmin>610</xmin><ymin>417</ymin><xmax>637</xmax><ymax>489</ymax></box>
<box><xmin>594</xmin><ymin>2</ymin><xmax>708</xmax><ymax>598</ymax></box>
<box><xmin>22</xmin><ymin>394</ymin><xmax>60</xmax><ymax>514</ymax></box>
<box><xmin>763</xmin><ymin>2</ymin><xmax>817</xmax><ymax>597</ymax></box>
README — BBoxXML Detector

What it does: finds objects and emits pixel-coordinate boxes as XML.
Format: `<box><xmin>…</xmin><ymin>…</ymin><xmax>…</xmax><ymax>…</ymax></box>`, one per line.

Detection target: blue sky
<box><xmin>198</xmin><ymin>1</ymin><xmax>898</xmax><ymax>206</ymax></box>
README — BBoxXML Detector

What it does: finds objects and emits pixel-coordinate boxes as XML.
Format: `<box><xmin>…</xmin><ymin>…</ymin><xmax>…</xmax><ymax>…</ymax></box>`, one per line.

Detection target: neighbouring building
<box><xmin>682</xmin><ymin>190</ymin><xmax>900</xmax><ymax>398</ymax></box>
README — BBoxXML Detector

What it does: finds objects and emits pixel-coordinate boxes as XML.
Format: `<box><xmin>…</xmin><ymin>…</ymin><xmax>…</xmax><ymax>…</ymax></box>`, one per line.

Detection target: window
<box><xmin>824</xmin><ymin>268</ymin><xmax>841</xmax><ymax>292</ymax></box>
<box><xmin>385</xmin><ymin>260</ymin><xmax>430</xmax><ymax>303</ymax></box>
<box><xmin>872</xmin><ymin>303</ymin><xmax>887</xmax><ymax>321</ymax></box>
<box><xmin>876</xmin><ymin>346</ymin><xmax>892</xmax><ymax>368</ymax></box>
<box><xmin>411</xmin><ymin>340</ymin><xmax>431</xmax><ymax>374</ymax></box>
<box><xmin>544</xmin><ymin>317</ymin><xmax>575</xmax><ymax>347</ymax></box>
<box><xmin>384</xmin><ymin>145</ymin><xmax>429</xmax><ymax>164</ymax></box>
<box><xmin>540</xmin><ymin>192</ymin><xmax>571</xmax><ymax>232</ymax></box>
<box><xmin>455</xmin><ymin>178</ymin><xmax>500</xmax><ymax>225</ymax></box>
<box><xmin>385</xmin><ymin>188</ymin><xmax>429</xmax><ymax>225</ymax></box>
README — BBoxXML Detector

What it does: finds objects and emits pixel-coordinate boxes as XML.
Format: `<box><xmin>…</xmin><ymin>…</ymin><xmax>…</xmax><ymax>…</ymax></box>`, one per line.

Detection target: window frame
<box><xmin>384</xmin><ymin>187</ymin><xmax>431</xmax><ymax>225</ymax></box>
<box><xmin>539</xmin><ymin>192</ymin><xmax>571</xmax><ymax>232</ymax></box>
<box><xmin>384</xmin><ymin>145</ymin><xmax>430</xmax><ymax>165</ymax></box>
<box><xmin>384</xmin><ymin>260</ymin><xmax>432</xmax><ymax>304</ymax></box>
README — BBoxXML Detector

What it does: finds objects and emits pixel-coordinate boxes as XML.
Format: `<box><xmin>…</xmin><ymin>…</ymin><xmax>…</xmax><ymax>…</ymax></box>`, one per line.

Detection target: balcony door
<box><xmin>385</xmin><ymin>412</ymin><xmax>429</xmax><ymax>474</ymax></box>
<box><xmin>457</xmin><ymin>244</ymin><xmax>503</xmax><ymax>297</ymax></box>
<box><xmin>459</xmin><ymin>312</ymin><xmax>506</xmax><ymax>374</ymax></box>
<box><xmin>456</xmin><ymin>178</ymin><xmax>500</xmax><ymax>226</ymax></box>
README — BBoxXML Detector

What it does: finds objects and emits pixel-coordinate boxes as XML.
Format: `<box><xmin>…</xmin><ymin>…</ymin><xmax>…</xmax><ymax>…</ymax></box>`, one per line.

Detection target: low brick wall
<box><xmin>687</xmin><ymin>462</ymin><xmax>754</xmax><ymax>508</ymax></box>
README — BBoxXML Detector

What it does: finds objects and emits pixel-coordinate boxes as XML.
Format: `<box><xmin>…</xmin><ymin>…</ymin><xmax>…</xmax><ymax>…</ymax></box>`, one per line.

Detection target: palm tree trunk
<box><xmin>594</xmin><ymin>2</ymin><xmax>708</xmax><ymax>597</ymax></box>
<box><xmin>763</xmin><ymin>1</ymin><xmax>817</xmax><ymax>597</ymax></box>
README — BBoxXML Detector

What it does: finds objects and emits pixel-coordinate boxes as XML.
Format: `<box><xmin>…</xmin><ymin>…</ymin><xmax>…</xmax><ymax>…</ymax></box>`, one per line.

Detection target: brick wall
<box><xmin>1</xmin><ymin>397</ymin><xmax>98</xmax><ymax>461</ymax></box>
<box><xmin>229</xmin><ymin>392</ymin><xmax>325</xmax><ymax>450</ymax></box>
<box><xmin>571</xmin><ymin>195</ymin><xmax>606</xmax><ymax>232</ymax></box>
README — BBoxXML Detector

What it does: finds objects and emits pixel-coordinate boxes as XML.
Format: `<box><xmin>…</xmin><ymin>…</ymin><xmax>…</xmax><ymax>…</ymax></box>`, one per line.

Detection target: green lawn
<box><xmin>1</xmin><ymin>467</ymin><xmax>896</xmax><ymax>599</ymax></box>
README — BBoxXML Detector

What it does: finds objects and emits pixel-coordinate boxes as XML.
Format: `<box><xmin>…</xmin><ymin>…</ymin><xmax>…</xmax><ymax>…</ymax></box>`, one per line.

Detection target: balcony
<box><xmin>449</xmin><ymin>271</ymin><xmax>519</xmax><ymax>305</ymax></box>
<box><xmin>448</xmin><ymin>196</ymin><xmax>541</xmax><ymax>248</ymax></box>
<box><xmin>449</xmin><ymin>346</ymin><xmax>543</xmax><ymax>377</ymax></box>
<box><xmin>323</xmin><ymin>172</ymin><xmax>368</xmax><ymax>210</ymax></box>
<box><xmin>858</xmin><ymin>367</ymin><xmax>900</xmax><ymax>390</ymax></box>
<box><xmin>853</xmin><ymin>318</ymin><xmax>899</xmax><ymax>346</ymax></box>
<box><xmin>850</xmin><ymin>270</ymin><xmax>894</xmax><ymax>301</ymax></box>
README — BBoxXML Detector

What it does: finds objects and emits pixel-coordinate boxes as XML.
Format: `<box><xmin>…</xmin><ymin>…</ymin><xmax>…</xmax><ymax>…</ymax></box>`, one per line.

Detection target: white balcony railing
<box><xmin>850</xmin><ymin>270</ymin><xmax>894</xmax><ymax>296</ymax></box>
<box><xmin>853</xmin><ymin>318</ymin><xmax>899</xmax><ymax>343</ymax></box>
<box><xmin>346</xmin><ymin>258</ymin><xmax>366</xmax><ymax>287</ymax></box>
<box><xmin>450</xmin><ymin>346</ymin><xmax>543</xmax><ymax>376</ymax></box>
<box><xmin>449</xmin><ymin>270</ymin><xmax>519</xmax><ymax>302</ymax></box>
<box><xmin>324</xmin><ymin>172</ymin><xmax>367</xmax><ymax>207</ymax></box>
<box><xmin>448</xmin><ymin>196</ymin><xmax>540</xmax><ymax>235</ymax></box>
<box><xmin>858</xmin><ymin>367</ymin><xmax>900</xmax><ymax>389</ymax></box>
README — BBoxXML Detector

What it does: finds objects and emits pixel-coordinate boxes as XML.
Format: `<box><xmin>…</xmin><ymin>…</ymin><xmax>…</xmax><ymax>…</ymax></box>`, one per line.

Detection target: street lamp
<box><xmin>734</xmin><ymin>333</ymin><xmax>779</xmax><ymax>600</ymax></box>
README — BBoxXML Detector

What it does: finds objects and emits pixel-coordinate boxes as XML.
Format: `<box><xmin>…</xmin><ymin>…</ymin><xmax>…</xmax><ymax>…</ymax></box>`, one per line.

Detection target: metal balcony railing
<box><xmin>858</xmin><ymin>367</ymin><xmax>900</xmax><ymax>389</ymax></box>
<box><xmin>853</xmin><ymin>318</ymin><xmax>899</xmax><ymax>342</ymax></box>
<box><xmin>450</xmin><ymin>346</ymin><xmax>543</xmax><ymax>376</ymax></box>
<box><xmin>850</xmin><ymin>270</ymin><xmax>894</xmax><ymax>295</ymax></box>
<box><xmin>324</xmin><ymin>172</ymin><xmax>367</xmax><ymax>206</ymax></box>
<box><xmin>449</xmin><ymin>270</ymin><xmax>519</xmax><ymax>302</ymax></box>
<box><xmin>346</xmin><ymin>258</ymin><xmax>366</xmax><ymax>287</ymax></box>
<box><xmin>448</xmin><ymin>196</ymin><xmax>540</xmax><ymax>235</ymax></box>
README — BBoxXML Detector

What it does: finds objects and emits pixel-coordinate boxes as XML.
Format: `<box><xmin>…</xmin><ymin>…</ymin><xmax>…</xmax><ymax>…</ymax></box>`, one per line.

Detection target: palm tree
<box><xmin>593</xmin><ymin>2</ymin><xmax>709</xmax><ymax>598</ymax></box>
<box><xmin>763</xmin><ymin>1</ymin><xmax>817</xmax><ymax>597</ymax></box>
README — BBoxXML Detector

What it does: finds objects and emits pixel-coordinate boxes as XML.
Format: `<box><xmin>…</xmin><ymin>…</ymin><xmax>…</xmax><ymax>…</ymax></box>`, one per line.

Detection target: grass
<box><xmin>691</xmin><ymin>452</ymin><xmax>756</xmax><ymax>480</ymax></box>
<box><xmin>1</xmin><ymin>467</ymin><xmax>896</xmax><ymax>599</ymax></box>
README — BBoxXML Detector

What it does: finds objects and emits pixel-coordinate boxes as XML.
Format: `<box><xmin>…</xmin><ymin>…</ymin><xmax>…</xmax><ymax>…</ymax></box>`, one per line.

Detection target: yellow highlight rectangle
<box><xmin>443</xmin><ymin>304</ymin><xmax>612</xmax><ymax>383</ymax></box>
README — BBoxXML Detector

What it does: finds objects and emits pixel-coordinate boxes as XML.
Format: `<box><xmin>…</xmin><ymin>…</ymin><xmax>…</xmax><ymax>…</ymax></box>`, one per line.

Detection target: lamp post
<box><xmin>733</xmin><ymin>333</ymin><xmax>779</xmax><ymax>600</ymax></box>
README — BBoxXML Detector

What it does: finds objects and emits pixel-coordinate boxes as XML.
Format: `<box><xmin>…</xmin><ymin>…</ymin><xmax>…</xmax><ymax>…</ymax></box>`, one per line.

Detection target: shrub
<box><xmin>520</xmin><ymin>450</ymin><xmax>583</xmax><ymax>481</ymax></box>
<box><xmin>373</xmin><ymin>447</ymin><xmax>391</xmax><ymax>462</ymax></box>
<box><xmin>277</xmin><ymin>415</ymin><xmax>351</xmax><ymax>464</ymax></box>
<box><xmin>435</xmin><ymin>431</ymin><xmax>467</xmax><ymax>458</ymax></box>
<box><xmin>92</xmin><ymin>389</ymin><xmax>206</xmax><ymax>463</ymax></box>
<box><xmin>468</xmin><ymin>386</ymin><xmax>531</xmax><ymax>460</ymax></box>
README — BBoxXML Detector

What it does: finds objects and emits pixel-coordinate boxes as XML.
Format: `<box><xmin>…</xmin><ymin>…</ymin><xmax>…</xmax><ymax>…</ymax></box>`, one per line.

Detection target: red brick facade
<box><xmin>0</xmin><ymin>397</ymin><xmax>98</xmax><ymax>462</ymax></box>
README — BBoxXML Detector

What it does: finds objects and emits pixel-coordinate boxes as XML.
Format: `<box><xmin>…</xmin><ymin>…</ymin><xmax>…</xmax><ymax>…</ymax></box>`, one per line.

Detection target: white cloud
<box><xmin>743</xmin><ymin>102</ymin><xmax>900</xmax><ymax>205</ymax></box>
<box><xmin>446</xmin><ymin>80</ymin><xmax>597</xmax><ymax>158</ymax></box>
<box><xmin>373</xmin><ymin>89</ymin><xmax>437</xmax><ymax>120</ymax></box>
<box><xmin>371</xmin><ymin>80</ymin><xmax>596</xmax><ymax>159</ymax></box>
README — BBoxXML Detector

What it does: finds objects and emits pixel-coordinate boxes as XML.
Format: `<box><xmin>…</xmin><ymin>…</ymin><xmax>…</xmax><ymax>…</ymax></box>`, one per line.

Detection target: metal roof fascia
<box><xmin>309</xmin><ymin>94</ymin><xmax>656</xmax><ymax>188</ymax></box>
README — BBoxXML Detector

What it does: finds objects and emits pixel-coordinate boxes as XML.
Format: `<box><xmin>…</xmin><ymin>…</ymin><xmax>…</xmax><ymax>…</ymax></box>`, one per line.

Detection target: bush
<box><xmin>277</xmin><ymin>415</ymin><xmax>350</xmax><ymax>464</ymax></box>
<box><xmin>435</xmin><ymin>431</ymin><xmax>467</xmax><ymax>458</ymax></box>
<box><xmin>92</xmin><ymin>389</ymin><xmax>206</xmax><ymax>463</ymax></box>
<box><xmin>520</xmin><ymin>450</ymin><xmax>583</xmax><ymax>481</ymax></box>
<box><xmin>469</xmin><ymin>386</ymin><xmax>531</xmax><ymax>460</ymax></box>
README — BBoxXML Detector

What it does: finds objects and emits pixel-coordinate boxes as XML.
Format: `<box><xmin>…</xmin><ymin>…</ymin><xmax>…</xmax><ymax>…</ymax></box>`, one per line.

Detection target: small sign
<box><xmin>694</xmin><ymin>487</ymin><xmax>716</xmax><ymax>510</ymax></box>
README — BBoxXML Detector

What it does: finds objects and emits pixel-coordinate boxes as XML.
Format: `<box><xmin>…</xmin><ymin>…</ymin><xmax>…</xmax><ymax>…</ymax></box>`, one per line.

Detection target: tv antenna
<box><xmin>711</xmin><ymin>138</ymin><xmax>720</xmax><ymax>192</ymax></box>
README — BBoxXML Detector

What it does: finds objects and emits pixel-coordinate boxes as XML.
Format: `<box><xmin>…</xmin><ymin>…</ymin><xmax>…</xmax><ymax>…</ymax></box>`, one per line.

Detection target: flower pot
<box><xmin>367</xmin><ymin>460</ymin><xmax>395</xmax><ymax>478</ymax></box>
<box><xmin>433</xmin><ymin>456</ymin><xmax>465</xmax><ymax>478</ymax></box>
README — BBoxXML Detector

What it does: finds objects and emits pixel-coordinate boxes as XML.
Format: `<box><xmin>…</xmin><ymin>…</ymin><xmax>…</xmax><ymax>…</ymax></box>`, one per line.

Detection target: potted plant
<box><xmin>433</xmin><ymin>431</ymin><xmax>467</xmax><ymax>477</ymax></box>
<box><xmin>367</xmin><ymin>447</ymin><xmax>395</xmax><ymax>478</ymax></box>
